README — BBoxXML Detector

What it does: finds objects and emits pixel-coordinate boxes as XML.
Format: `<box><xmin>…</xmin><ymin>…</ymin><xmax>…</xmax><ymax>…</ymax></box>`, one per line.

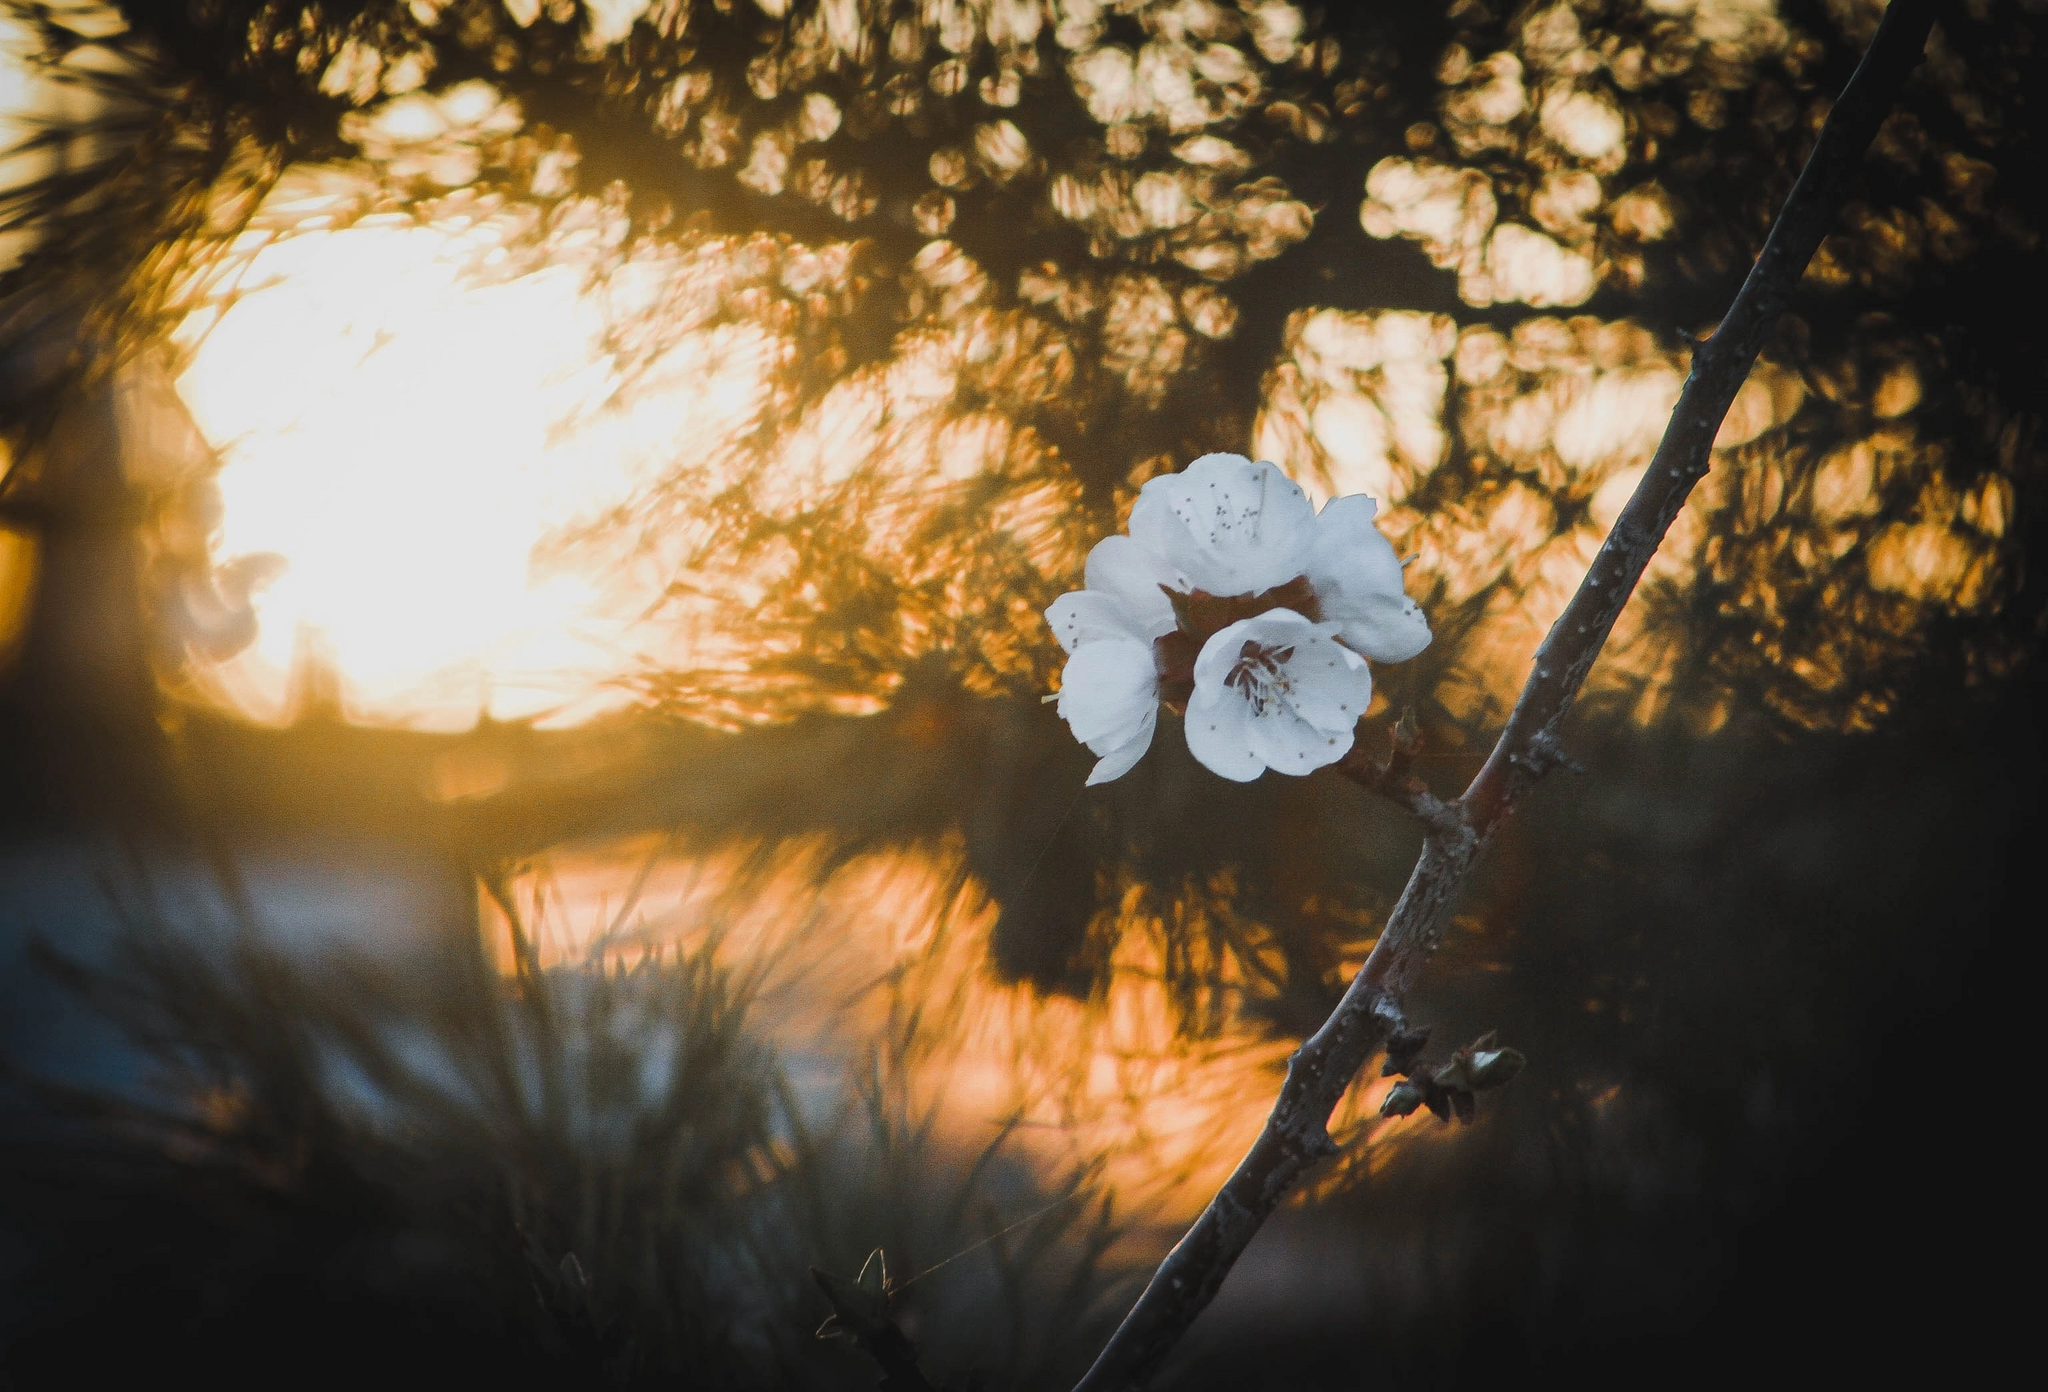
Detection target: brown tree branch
<box><xmin>1072</xmin><ymin>3</ymin><xmax>1943</xmax><ymax>1386</ymax></box>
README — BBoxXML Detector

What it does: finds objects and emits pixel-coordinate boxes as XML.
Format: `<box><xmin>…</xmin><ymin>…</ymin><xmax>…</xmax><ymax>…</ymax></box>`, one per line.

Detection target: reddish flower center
<box><xmin>1223</xmin><ymin>639</ymin><xmax>1296</xmax><ymax>715</ymax></box>
<box><xmin>1150</xmin><ymin>574</ymin><xmax>1319</xmax><ymax>718</ymax></box>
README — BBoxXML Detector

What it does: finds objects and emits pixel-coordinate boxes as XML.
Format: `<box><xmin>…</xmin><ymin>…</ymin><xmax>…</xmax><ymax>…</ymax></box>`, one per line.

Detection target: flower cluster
<box><xmin>1047</xmin><ymin>454</ymin><xmax>1430</xmax><ymax>785</ymax></box>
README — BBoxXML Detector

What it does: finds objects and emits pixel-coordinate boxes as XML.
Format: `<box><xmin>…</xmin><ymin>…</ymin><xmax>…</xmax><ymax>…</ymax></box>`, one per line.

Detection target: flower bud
<box><xmin>1467</xmin><ymin>1047</ymin><xmax>1526</xmax><ymax>1090</ymax></box>
<box><xmin>1380</xmin><ymin>1079</ymin><xmax>1425</xmax><ymax>1117</ymax></box>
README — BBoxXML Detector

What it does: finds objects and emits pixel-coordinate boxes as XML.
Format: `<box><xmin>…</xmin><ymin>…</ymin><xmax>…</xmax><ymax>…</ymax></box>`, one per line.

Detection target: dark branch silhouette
<box><xmin>1072</xmin><ymin>3</ymin><xmax>1945</xmax><ymax>1387</ymax></box>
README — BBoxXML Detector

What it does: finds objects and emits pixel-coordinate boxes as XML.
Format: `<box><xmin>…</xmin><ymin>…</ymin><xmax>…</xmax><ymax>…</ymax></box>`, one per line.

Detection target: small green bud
<box><xmin>1467</xmin><ymin>1047</ymin><xmax>1526</xmax><ymax>1090</ymax></box>
<box><xmin>1381</xmin><ymin>1080</ymin><xmax>1425</xmax><ymax>1117</ymax></box>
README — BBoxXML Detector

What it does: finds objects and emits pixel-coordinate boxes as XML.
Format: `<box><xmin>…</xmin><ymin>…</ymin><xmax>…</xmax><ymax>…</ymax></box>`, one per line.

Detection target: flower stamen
<box><xmin>1223</xmin><ymin>640</ymin><xmax>1297</xmax><ymax>716</ymax></box>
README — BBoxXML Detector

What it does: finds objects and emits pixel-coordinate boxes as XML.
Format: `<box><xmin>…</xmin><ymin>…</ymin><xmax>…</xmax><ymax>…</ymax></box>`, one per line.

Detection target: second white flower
<box><xmin>1184</xmin><ymin>609</ymin><xmax>1374</xmax><ymax>783</ymax></box>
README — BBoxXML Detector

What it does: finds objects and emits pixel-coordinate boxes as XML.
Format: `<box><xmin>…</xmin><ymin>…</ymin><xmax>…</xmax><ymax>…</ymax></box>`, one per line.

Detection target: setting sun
<box><xmin>173</xmin><ymin>207</ymin><xmax>768</xmax><ymax>729</ymax></box>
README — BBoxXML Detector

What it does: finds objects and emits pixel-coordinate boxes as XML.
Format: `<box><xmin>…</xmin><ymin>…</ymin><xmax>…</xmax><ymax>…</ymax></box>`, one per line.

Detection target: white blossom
<box><xmin>1184</xmin><ymin>609</ymin><xmax>1373</xmax><ymax>781</ymax></box>
<box><xmin>1043</xmin><ymin>452</ymin><xmax>1431</xmax><ymax>785</ymax></box>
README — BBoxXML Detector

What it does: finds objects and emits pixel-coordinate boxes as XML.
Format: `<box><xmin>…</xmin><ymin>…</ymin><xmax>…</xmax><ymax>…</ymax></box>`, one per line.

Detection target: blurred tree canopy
<box><xmin>1</xmin><ymin>0</ymin><xmax>2041</xmax><ymax>1009</ymax></box>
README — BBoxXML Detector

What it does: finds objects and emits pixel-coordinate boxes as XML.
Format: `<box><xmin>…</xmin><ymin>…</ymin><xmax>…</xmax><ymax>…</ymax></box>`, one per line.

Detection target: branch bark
<box><xmin>1072</xmin><ymin>3</ymin><xmax>1942</xmax><ymax>1387</ymax></box>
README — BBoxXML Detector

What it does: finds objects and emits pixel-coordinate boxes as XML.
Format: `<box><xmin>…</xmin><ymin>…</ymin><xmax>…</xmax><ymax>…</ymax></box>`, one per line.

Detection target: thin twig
<box><xmin>890</xmin><ymin>1191</ymin><xmax>1085</xmax><ymax>1295</ymax></box>
<box><xmin>1333</xmin><ymin>750</ymin><xmax>1467</xmax><ymax>840</ymax></box>
<box><xmin>1332</xmin><ymin>709</ymin><xmax>1468</xmax><ymax>840</ymax></box>
<box><xmin>1072</xmin><ymin>3</ymin><xmax>1942</xmax><ymax>1386</ymax></box>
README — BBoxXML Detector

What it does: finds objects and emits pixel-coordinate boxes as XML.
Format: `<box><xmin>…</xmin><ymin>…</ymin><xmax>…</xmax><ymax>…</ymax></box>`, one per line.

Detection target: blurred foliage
<box><xmin>0</xmin><ymin>885</ymin><xmax>1132</xmax><ymax>1386</ymax></box>
<box><xmin>2</xmin><ymin>661</ymin><xmax>2032</xmax><ymax>1388</ymax></box>
<box><xmin>0</xmin><ymin>1</ymin><xmax>2042</xmax><ymax>1022</ymax></box>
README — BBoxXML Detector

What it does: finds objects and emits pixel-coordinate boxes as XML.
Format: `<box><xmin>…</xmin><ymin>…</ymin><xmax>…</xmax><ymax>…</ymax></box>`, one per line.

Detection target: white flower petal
<box><xmin>1045</xmin><ymin>589</ymin><xmax>1141</xmax><ymax>654</ymax></box>
<box><xmin>1309</xmin><ymin>494</ymin><xmax>1400</xmax><ymax>586</ymax></box>
<box><xmin>1082</xmin><ymin>533</ymin><xmax>1178</xmax><ymax>639</ymax></box>
<box><xmin>1184</xmin><ymin>683</ymin><xmax>1264</xmax><ymax>782</ymax></box>
<box><xmin>1275</xmin><ymin>629</ymin><xmax>1374</xmax><ymax>732</ymax></box>
<box><xmin>1247</xmin><ymin>704</ymin><xmax>1353</xmax><ymax>775</ymax></box>
<box><xmin>1305</xmin><ymin>493</ymin><xmax>1432</xmax><ymax>663</ymax></box>
<box><xmin>1127</xmin><ymin>489</ymin><xmax>1216</xmax><ymax>594</ymax></box>
<box><xmin>1330</xmin><ymin>593</ymin><xmax>1432</xmax><ymax>665</ymax></box>
<box><xmin>1056</xmin><ymin>638</ymin><xmax>1158</xmax><ymax>750</ymax></box>
<box><xmin>1131</xmin><ymin>454</ymin><xmax>1317</xmax><ymax>595</ymax></box>
<box><xmin>1085</xmin><ymin>709</ymin><xmax>1156</xmax><ymax>785</ymax></box>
